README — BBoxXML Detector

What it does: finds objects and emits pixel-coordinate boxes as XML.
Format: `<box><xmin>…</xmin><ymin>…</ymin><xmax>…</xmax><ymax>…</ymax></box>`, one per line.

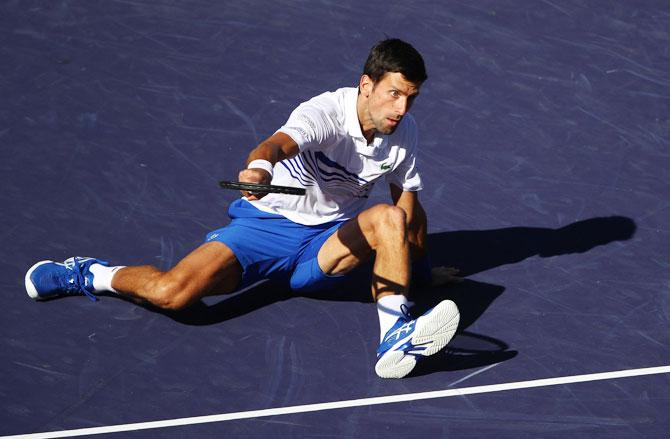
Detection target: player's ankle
<box><xmin>376</xmin><ymin>294</ymin><xmax>410</xmax><ymax>342</ymax></box>
<box><xmin>90</xmin><ymin>263</ymin><xmax>125</xmax><ymax>294</ymax></box>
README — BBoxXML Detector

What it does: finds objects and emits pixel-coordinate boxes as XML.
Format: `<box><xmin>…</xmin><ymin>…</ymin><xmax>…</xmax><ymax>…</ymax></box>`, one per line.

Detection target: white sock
<box><xmin>90</xmin><ymin>264</ymin><xmax>125</xmax><ymax>294</ymax></box>
<box><xmin>376</xmin><ymin>294</ymin><xmax>410</xmax><ymax>342</ymax></box>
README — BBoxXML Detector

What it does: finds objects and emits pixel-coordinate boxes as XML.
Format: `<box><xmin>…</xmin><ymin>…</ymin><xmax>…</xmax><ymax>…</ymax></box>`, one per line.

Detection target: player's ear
<box><xmin>359</xmin><ymin>74</ymin><xmax>373</xmax><ymax>98</ymax></box>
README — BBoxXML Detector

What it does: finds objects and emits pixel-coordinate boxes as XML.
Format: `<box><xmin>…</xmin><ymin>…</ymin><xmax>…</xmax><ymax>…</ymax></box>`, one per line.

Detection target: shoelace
<box><xmin>66</xmin><ymin>257</ymin><xmax>98</xmax><ymax>302</ymax></box>
<box><xmin>399</xmin><ymin>303</ymin><xmax>412</xmax><ymax>321</ymax></box>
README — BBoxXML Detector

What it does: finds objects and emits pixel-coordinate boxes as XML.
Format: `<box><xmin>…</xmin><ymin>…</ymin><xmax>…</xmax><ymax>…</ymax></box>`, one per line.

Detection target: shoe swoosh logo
<box><xmin>387</xmin><ymin>320</ymin><xmax>416</xmax><ymax>342</ymax></box>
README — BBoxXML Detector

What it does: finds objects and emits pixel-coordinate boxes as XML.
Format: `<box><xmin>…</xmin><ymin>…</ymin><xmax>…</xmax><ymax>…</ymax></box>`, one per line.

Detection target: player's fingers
<box><xmin>241</xmin><ymin>190</ymin><xmax>269</xmax><ymax>201</ymax></box>
<box><xmin>239</xmin><ymin>168</ymin><xmax>271</xmax><ymax>185</ymax></box>
<box><xmin>238</xmin><ymin>168</ymin><xmax>271</xmax><ymax>200</ymax></box>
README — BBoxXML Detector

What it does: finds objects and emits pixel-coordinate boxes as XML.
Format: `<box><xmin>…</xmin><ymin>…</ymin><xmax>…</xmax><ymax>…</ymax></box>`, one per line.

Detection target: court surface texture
<box><xmin>1</xmin><ymin>1</ymin><xmax>669</xmax><ymax>438</ymax></box>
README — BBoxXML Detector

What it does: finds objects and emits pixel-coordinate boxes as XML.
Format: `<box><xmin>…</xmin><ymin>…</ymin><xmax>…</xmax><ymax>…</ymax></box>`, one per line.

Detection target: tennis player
<box><xmin>25</xmin><ymin>39</ymin><xmax>460</xmax><ymax>379</ymax></box>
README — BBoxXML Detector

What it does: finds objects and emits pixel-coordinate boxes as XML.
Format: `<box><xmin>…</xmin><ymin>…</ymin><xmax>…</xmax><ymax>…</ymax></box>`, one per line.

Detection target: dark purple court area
<box><xmin>1</xmin><ymin>1</ymin><xmax>669</xmax><ymax>438</ymax></box>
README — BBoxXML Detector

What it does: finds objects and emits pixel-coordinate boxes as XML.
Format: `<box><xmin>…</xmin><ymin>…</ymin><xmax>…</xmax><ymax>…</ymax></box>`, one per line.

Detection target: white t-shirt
<box><xmin>249</xmin><ymin>86</ymin><xmax>423</xmax><ymax>225</ymax></box>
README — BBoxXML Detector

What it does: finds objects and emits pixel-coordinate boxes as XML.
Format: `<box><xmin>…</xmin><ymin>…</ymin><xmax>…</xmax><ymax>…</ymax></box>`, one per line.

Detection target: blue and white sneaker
<box><xmin>375</xmin><ymin>300</ymin><xmax>460</xmax><ymax>378</ymax></box>
<box><xmin>25</xmin><ymin>257</ymin><xmax>108</xmax><ymax>302</ymax></box>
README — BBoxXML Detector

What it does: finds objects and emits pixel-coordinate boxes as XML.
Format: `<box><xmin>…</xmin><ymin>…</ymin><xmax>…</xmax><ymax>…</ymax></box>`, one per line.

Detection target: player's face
<box><xmin>360</xmin><ymin>72</ymin><xmax>420</xmax><ymax>136</ymax></box>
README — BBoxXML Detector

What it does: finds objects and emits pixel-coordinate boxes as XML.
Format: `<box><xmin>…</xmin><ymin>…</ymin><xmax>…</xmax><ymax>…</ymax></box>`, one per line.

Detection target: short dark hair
<box><xmin>363</xmin><ymin>39</ymin><xmax>427</xmax><ymax>85</ymax></box>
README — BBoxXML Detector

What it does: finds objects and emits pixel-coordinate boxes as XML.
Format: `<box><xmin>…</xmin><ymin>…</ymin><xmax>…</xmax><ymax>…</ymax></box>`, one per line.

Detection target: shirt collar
<box><xmin>344</xmin><ymin>87</ymin><xmax>388</xmax><ymax>157</ymax></box>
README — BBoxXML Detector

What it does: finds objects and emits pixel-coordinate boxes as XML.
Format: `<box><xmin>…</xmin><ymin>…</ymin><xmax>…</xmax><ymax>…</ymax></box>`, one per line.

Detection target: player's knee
<box><xmin>374</xmin><ymin>204</ymin><xmax>407</xmax><ymax>238</ymax></box>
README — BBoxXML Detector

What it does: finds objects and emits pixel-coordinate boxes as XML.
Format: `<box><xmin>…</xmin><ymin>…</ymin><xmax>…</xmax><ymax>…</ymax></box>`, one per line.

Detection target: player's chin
<box><xmin>379</xmin><ymin>126</ymin><xmax>398</xmax><ymax>135</ymax></box>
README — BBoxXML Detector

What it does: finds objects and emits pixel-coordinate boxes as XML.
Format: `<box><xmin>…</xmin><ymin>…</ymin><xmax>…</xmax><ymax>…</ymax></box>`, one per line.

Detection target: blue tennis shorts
<box><xmin>205</xmin><ymin>199</ymin><xmax>347</xmax><ymax>292</ymax></box>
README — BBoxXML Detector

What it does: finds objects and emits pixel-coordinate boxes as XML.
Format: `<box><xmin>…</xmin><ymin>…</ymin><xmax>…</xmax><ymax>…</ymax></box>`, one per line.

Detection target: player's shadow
<box><xmin>165</xmin><ymin>215</ymin><xmax>635</xmax><ymax>373</ymax></box>
<box><xmin>410</xmin><ymin>215</ymin><xmax>635</xmax><ymax>375</ymax></box>
<box><xmin>408</xmin><ymin>215</ymin><xmax>635</xmax><ymax>375</ymax></box>
<box><xmin>425</xmin><ymin>215</ymin><xmax>636</xmax><ymax>277</ymax></box>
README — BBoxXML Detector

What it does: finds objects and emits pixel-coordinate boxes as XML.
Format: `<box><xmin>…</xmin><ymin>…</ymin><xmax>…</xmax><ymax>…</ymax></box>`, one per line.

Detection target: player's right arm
<box><xmin>238</xmin><ymin>132</ymin><xmax>300</xmax><ymax>200</ymax></box>
<box><xmin>239</xmin><ymin>94</ymin><xmax>336</xmax><ymax>199</ymax></box>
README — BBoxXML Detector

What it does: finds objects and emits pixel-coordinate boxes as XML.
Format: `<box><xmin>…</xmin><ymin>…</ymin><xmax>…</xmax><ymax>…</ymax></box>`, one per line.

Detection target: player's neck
<box><xmin>356</xmin><ymin>95</ymin><xmax>377</xmax><ymax>144</ymax></box>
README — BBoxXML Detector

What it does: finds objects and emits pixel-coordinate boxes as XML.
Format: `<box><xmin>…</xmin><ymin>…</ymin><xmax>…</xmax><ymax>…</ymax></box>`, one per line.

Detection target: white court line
<box><xmin>3</xmin><ymin>365</ymin><xmax>669</xmax><ymax>439</ymax></box>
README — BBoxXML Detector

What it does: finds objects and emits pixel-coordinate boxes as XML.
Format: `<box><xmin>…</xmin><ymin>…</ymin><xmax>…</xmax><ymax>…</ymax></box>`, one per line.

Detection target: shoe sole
<box><xmin>25</xmin><ymin>260</ymin><xmax>53</xmax><ymax>300</ymax></box>
<box><xmin>375</xmin><ymin>300</ymin><xmax>460</xmax><ymax>379</ymax></box>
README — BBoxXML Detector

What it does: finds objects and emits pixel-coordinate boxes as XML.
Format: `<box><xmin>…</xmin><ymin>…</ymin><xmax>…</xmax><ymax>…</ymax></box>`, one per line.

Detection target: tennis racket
<box><xmin>219</xmin><ymin>180</ymin><xmax>306</xmax><ymax>195</ymax></box>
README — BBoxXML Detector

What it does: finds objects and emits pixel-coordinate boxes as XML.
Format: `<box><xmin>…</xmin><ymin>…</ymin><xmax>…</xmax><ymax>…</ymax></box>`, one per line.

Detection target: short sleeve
<box><xmin>276</xmin><ymin>97</ymin><xmax>337</xmax><ymax>151</ymax></box>
<box><xmin>385</xmin><ymin>116</ymin><xmax>423</xmax><ymax>191</ymax></box>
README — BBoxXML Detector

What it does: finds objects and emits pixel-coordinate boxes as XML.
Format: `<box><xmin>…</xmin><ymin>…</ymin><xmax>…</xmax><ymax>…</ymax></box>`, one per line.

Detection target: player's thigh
<box><xmin>168</xmin><ymin>241</ymin><xmax>242</xmax><ymax>297</ymax></box>
<box><xmin>317</xmin><ymin>204</ymin><xmax>397</xmax><ymax>276</ymax></box>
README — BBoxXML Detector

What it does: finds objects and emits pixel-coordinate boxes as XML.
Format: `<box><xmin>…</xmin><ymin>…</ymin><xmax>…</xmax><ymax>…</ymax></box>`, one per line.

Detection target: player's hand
<box><xmin>238</xmin><ymin>168</ymin><xmax>272</xmax><ymax>200</ymax></box>
<box><xmin>430</xmin><ymin>266</ymin><xmax>463</xmax><ymax>287</ymax></box>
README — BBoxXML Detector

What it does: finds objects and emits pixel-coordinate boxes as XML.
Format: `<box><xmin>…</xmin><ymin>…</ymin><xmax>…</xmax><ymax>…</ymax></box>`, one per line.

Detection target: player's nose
<box><xmin>394</xmin><ymin>96</ymin><xmax>409</xmax><ymax>116</ymax></box>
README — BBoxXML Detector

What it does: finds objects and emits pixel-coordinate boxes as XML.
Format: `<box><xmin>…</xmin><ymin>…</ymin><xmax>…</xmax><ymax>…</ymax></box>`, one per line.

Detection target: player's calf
<box><xmin>140</xmin><ymin>271</ymin><xmax>199</xmax><ymax>311</ymax></box>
